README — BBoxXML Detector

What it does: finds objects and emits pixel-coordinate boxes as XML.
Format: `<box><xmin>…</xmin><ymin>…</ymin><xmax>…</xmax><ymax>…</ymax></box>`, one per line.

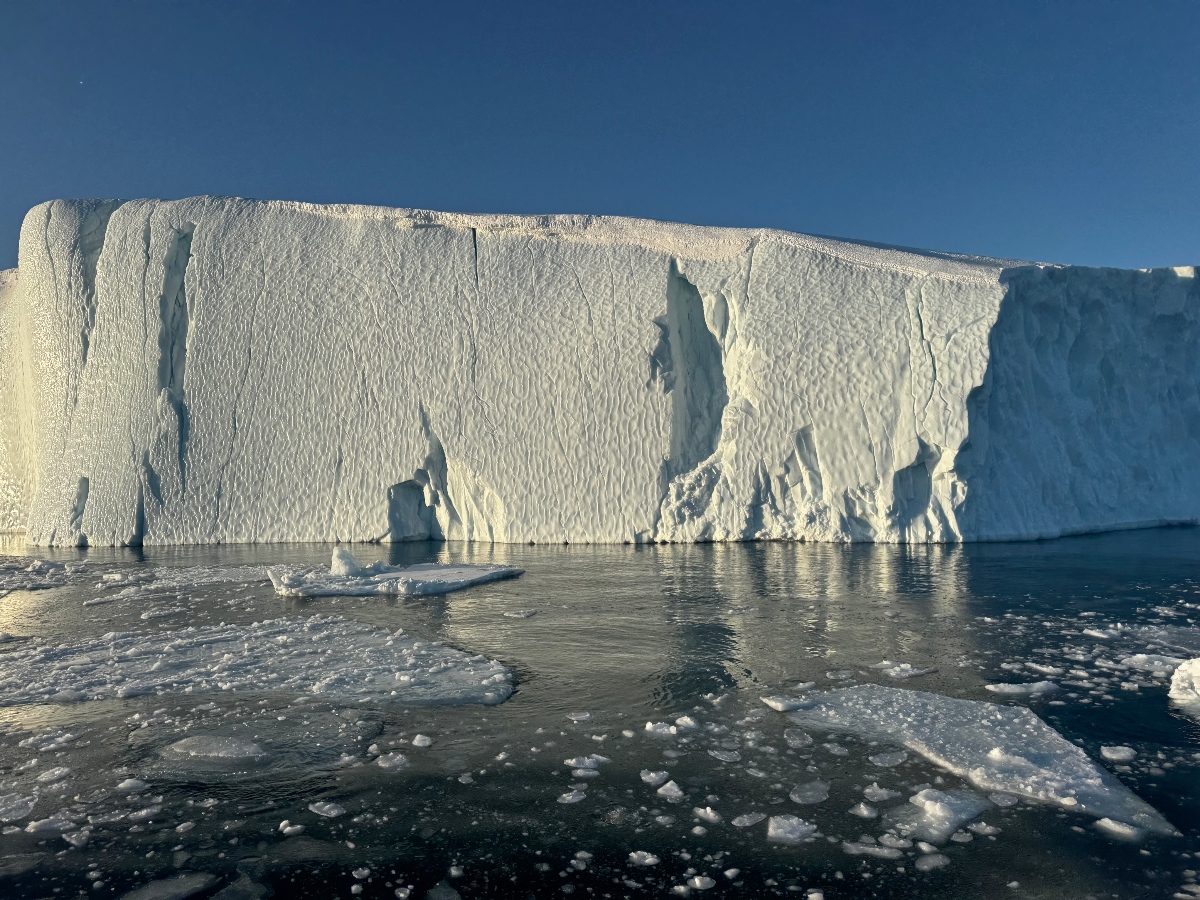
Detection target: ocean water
<box><xmin>1</xmin><ymin>528</ymin><xmax>1199</xmax><ymax>899</ymax></box>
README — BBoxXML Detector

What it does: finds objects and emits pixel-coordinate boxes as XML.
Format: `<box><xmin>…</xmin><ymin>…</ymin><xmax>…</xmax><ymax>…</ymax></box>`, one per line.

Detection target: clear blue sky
<box><xmin>1</xmin><ymin>1</ymin><xmax>1197</xmax><ymax>270</ymax></box>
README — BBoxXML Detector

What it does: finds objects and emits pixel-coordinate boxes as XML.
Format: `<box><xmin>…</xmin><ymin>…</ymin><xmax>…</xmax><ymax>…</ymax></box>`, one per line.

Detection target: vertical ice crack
<box><xmin>156</xmin><ymin>224</ymin><xmax>195</xmax><ymax>492</ymax></box>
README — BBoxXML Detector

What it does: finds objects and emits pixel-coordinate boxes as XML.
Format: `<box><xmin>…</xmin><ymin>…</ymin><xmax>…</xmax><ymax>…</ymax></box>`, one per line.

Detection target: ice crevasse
<box><xmin>0</xmin><ymin>197</ymin><xmax>1197</xmax><ymax>547</ymax></box>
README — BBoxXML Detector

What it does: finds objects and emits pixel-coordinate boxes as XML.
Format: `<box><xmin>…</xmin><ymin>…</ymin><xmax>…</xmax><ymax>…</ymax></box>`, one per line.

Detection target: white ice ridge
<box><xmin>781</xmin><ymin>684</ymin><xmax>1176</xmax><ymax>835</ymax></box>
<box><xmin>0</xmin><ymin>615</ymin><xmax>513</xmax><ymax>706</ymax></box>
<box><xmin>267</xmin><ymin>547</ymin><xmax>523</xmax><ymax>597</ymax></box>
<box><xmin>1</xmin><ymin>197</ymin><xmax>1197</xmax><ymax>546</ymax></box>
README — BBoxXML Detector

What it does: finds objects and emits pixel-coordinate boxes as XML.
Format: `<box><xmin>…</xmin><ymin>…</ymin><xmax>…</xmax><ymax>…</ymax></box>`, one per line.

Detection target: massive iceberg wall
<box><xmin>0</xmin><ymin>197</ymin><xmax>1196</xmax><ymax>546</ymax></box>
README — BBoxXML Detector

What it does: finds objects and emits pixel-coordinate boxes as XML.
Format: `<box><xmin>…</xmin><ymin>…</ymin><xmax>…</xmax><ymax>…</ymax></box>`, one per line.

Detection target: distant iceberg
<box><xmin>1</xmin><ymin>198</ymin><xmax>1197</xmax><ymax>546</ymax></box>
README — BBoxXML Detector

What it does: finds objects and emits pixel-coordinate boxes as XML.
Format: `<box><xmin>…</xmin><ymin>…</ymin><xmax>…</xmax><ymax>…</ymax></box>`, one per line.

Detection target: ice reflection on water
<box><xmin>1</xmin><ymin>529</ymin><xmax>1199</xmax><ymax>898</ymax></box>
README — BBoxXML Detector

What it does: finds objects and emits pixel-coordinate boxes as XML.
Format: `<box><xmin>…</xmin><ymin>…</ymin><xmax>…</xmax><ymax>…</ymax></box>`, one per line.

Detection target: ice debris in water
<box><xmin>1168</xmin><ymin>659</ymin><xmax>1200</xmax><ymax>704</ymax></box>
<box><xmin>885</xmin><ymin>789</ymin><xmax>991</xmax><ymax>844</ymax></box>
<box><xmin>783</xmin><ymin>684</ymin><xmax>1176</xmax><ymax>835</ymax></box>
<box><xmin>761</xmin><ymin>695</ymin><xmax>813</xmax><ymax>712</ymax></box>
<box><xmin>0</xmin><ymin>793</ymin><xmax>37</xmax><ymax>822</ymax></box>
<box><xmin>788</xmin><ymin>780</ymin><xmax>830</xmax><ymax>804</ymax></box>
<box><xmin>0</xmin><ymin>558</ymin><xmax>82</xmax><ymax>594</ymax></box>
<box><xmin>984</xmin><ymin>681</ymin><xmax>1059</xmax><ymax>695</ymax></box>
<box><xmin>864</xmin><ymin>783</ymin><xmax>902</xmax><ymax>802</ymax></box>
<box><xmin>411</xmin><ymin>734</ymin><xmax>433</xmax><ymax>747</ymax></box>
<box><xmin>1100</xmin><ymin>746</ymin><xmax>1137</xmax><ymax>763</ymax></box>
<box><xmin>1120</xmin><ymin>654</ymin><xmax>1185</xmax><ymax>674</ymax></box>
<box><xmin>640</xmin><ymin>770</ymin><xmax>669</xmax><ymax>787</ymax></box>
<box><xmin>119</xmin><ymin>873</ymin><xmax>220</xmax><ymax>900</ymax></box>
<box><xmin>376</xmin><ymin>752</ymin><xmax>409</xmax><ymax>771</ymax></box>
<box><xmin>164</xmin><ymin>736</ymin><xmax>265</xmax><ymax>759</ymax></box>
<box><xmin>308</xmin><ymin>801</ymin><xmax>345</xmax><ymax>818</ymax></box>
<box><xmin>871</xmin><ymin>661</ymin><xmax>937</xmax><ymax>679</ymax></box>
<box><xmin>783</xmin><ymin>728</ymin><xmax>813</xmax><ymax>748</ymax></box>
<box><xmin>267</xmin><ymin>548</ymin><xmax>523</xmax><ymax>597</ymax></box>
<box><xmin>868</xmin><ymin>750</ymin><xmax>907</xmax><ymax>767</ymax></box>
<box><xmin>656</xmin><ymin>781</ymin><xmax>685</xmax><ymax>801</ymax></box>
<box><xmin>731</xmin><ymin>812</ymin><xmax>766</xmax><ymax>827</ymax></box>
<box><xmin>766</xmin><ymin>814</ymin><xmax>817</xmax><ymax>844</ymax></box>
<box><xmin>628</xmin><ymin>851</ymin><xmax>659</xmax><ymax>866</ymax></box>
<box><xmin>1094</xmin><ymin>817</ymin><xmax>1146</xmax><ymax>841</ymax></box>
<box><xmin>0</xmin><ymin>615</ymin><xmax>512</xmax><ymax>706</ymax></box>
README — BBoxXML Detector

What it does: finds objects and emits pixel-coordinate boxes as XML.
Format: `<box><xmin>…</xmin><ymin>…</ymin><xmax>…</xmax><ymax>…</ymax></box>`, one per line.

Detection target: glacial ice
<box><xmin>0</xmin><ymin>615</ymin><xmax>513</xmax><ymax>706</ymax></box>
<box><xmin>267</xmin><ymin>547</ymin><xmax>523</xmax><ymax>597</ymax></box>
<box><xmin>781</xmin><ymin>684</ymin><xmax>1175</xmax><ymax>835</ymax></box>
<box><xmin>1168</xmin><ymin>658</ymin><xmax>1200</xmax><ymax>704</ymax></box>
<box><xmin>1</xmin><ymin>198</ymin><xmax>1197</xmax><ymax>547</ymax></box>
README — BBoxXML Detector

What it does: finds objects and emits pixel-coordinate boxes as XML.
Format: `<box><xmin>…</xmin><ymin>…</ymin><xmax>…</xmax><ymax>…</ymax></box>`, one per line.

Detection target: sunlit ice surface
<box><xmin>1</xmin><ymin>529</ymin><xmax>1200</xmax><ymax>898</ymax></box>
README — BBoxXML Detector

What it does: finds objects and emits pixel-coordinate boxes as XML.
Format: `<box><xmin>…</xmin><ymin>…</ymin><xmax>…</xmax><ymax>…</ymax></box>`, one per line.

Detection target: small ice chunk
<box><xmin>558</xmin><ymin>790</ymin><xmax>586</xmax><ymax>804</ymax></box>
<box><xmin>503</xmin><ymin>610</ymin><xmax>537</xmax><ymax>618</ymax></box>
<box><xmin>863</xmin><ymin>783</ymin><xmax>901</xmax><ymax>802</ymax></box>
<box><xmin>788</xmin><ymin>780</ymin><xmax>830</xmax><ymax>804</ymax></box>
<box><xmin>0</xmin><ymin>793</ymin><xmax>37</xmax><ymax>823</ymax></box>
<box><xmin>376</xmin><ymin>752</ymin><xmax>409</xmax><ymax>771</ymax></box>
<box><xmin>35</xmin><ymin>766</ymin><xmax>71</xmax><ymax>784</ymax></box>
<box><xmin>656</xmin><ymin>780</ymin><xmax>685</xmax><ymax>801</ymax></box>
<box><xmin>687</xmin><ymin>876</ymin><xmax>715</xmax><ymax>890</ymax></box>
<box><xmin>761</xmin><ymin>696</ymin><xmax>811</xmax><ymax>712</ymax></box>
<box><xmin>25</xmin><ymin>811</ymin><xmax>76</xmax><ymax>833</ymax></box>
<box><xmin>675</xmin><ymin>716</ymin><xmax>700</xmax><ymax>730</ymax></box>
<box><xmin>878</xmin><ymin>833</ymin><xmax>912</xmax><ymax>848</ymax></box>
<box><xmin>708</xmin><ymin>749</ymin><xmax>741</xmax><ymax>762</ymax></box>
<box><xmin>645</xmin><ymin>722</ymin><xmax>676</xmax><ymax>736</ymax></box>
<box><xmin>723</xmin><ymin>868</ymin><xmax>740</xmax><ymax>879</ymax></box>
<box><xmin>848</xmin><ymin>802</ymin><xmax>878</xmax><ymax>819</ymax></box>
<box><xmin>731</xmin><ymin>812</ymin><xmax>766</xmax><ymax>827</ymax></box>
<box><xmin>308</xmin><ymin>801</ymin><xmax>345</xmax><ymax>818</ymax></box>
<box><xmin>1100</xmin><ymin>746</ymin><xmax>1136</xmax><ymax>763</ymax></box>
<box><xmin>1120</xmin><ymin>654</ymin><xmax>1184</xmax><ymax>674</ymax></box>
<box><xmin>873</xmin><ymin>662</ymin><xmax>936</xmax><ymax>679</ymax></box>
<box><xmin>985</xmin><ymin>681</ymin><xmax>1059</xmax><ymax>695</ymax></box>
<box><xmin>886</xmin><ymin>789</ymin><xmax>990</xmax><ymax>844</ymax></box>
<box><xmin>1094</xmin><ymin>817</ymin><xmax>1145</xmax><ymax>841</ymax></box>
<box><xmin>640</xmin><ymin>769</ymin><xmax>669</xmax><ymax>787</ymax></box>
<box><xmin>564</xmin><ymin>754</ymin><xmax>608</xmax><ymax>769</ymax></box>
<box><xmin>128</xmin><ymin>805</ymin><xmax>162</xmax><ymax>823</ymax></box>
<box><xmin>566</xmin><ymin>712</ymin><xmax>591</xmax><ymax>722</ymax></box>
<box><xmin>988</xmin><ymin>792</ymin><xmax>1019</xmax><ymax>807</ymax></box>
<box><xmin>767</xmin><ymin>814</ymin><xmax>817</xmax><ymax>844</ymax></box>
<box><xmin>967</xmin><ymin>821</ymin><xmax>1000</xmax><ymax>836</ymax></box>
<box><xmin>1169</xmin><ymin>659</ymin><xmax>1200</xmax><ymax>703</ymax></box>
<box><xmin>783</xmin><ymin>728</ymin><xmax>813</xmax><ymax>748</ymax></box>
<box><xmin>842</xmin><ymin>841</ymin><xmax>901</xmax><ymax>859</ymax></box>
<box><xmin>692</xmin><ymin>806</ymin><xmax>722</xmax><ymax>823</ymax></box>
<box><xmin>868</xmin><ymin>750</ymin><xmax>907</xmax><ymax>767</ymax></box>
<box><xmin>412</xmin><ymin>734</ymin><xmax>433</xmax><ymax>748</ymax></box>
<box><xmin>628</xmin><ymin>851</ymin><xmax>659</xmax><ymax>866</ymax></box>
<box><xmin>914</xmin><ymin>853</ymin><xmax>950</xmax><ymax>872</ymax></box>
<box><xmin>117</xmin><ymin>778</ymin><xmax>149</xmax><ymax>792</ymax></box>
<box><xmin>278</xmin><ymin>820</ymin><xmax>305</xmax><ymax>836</ymax></box>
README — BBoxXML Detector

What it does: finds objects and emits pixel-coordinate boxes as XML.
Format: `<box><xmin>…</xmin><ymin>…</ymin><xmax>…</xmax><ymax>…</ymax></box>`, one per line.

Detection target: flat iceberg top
<box><xmin>266</xmin><ymin>548</ymin><xmax>524</xmax><ymax>597</ymax></box>
<box><xmin>149</xmin><ymin>196</ymin><xmax>1032</xmax><ymax>280</ymax></box>
<box><xmin>779</xmin><ymin>683</ymin><xmax>1175</xmax><ymax>836</ymax></box>
<box><xmin>0</xmin><ymin>615</ymin><xmax>513</xmax><ymax>706</ymax></box>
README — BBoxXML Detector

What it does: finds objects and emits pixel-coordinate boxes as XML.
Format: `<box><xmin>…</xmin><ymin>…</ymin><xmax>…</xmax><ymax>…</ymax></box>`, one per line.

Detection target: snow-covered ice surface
<box><xmin>3</xmin><ymin>199</ymin><xmax>1199</xmax><ymax>548</ymax></box>
<box><xmin>0</xmin><ymin>529</ymin><xmax>1199</xmax><ymax>898</ymax></box>
<box><xmin>267</xmin><ymin>547</ymin><xmax>522</xmax><ymax>597</ymax></box>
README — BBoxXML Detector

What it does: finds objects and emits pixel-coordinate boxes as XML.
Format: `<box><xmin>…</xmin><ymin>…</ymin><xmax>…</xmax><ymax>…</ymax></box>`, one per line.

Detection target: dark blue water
<box><xmin>2</xmin><ymin>527</ymin><xmax>1199</xmax><ymax>899</ymax></box>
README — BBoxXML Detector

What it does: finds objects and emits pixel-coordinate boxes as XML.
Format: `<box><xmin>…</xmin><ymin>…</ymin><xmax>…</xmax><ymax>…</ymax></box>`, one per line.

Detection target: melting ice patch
<box><xmin>267</xmin><ymin>548</ymin><xmax>523</xmax><ymax>597</ymax></box>
<box><xmin>0</xmin><ymin>615</ymin><xmax>513</xmax><ymax>706</ymax></box>
<box><xmin>781</xmin><ymin>684</ymin><xmax>1175</xmax><ymax>835</ymax></box>
<box><xmin>0</xmin><ymin>558</ymin><xmax>83</xmax><ymax>596</ymax></box>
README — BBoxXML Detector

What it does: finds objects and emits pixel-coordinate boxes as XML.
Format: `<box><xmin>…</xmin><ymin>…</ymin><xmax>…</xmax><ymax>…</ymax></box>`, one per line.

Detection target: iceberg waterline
<box><xmin>0</xmin><ymin>198</ymin><xmax>1197</xmax><ymax>546</ymax></box>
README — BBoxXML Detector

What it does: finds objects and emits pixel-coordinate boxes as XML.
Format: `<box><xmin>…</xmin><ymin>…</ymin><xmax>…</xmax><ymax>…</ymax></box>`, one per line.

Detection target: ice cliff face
<box><xmin>0</xmin><ymin>197</ymin><xmax>1196</xmax><ymax>546</ymax></box>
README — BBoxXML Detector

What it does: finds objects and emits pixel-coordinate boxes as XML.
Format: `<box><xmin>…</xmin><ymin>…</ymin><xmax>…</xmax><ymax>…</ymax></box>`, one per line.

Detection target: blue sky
<box><xmin>1</xmin><ymin>1</ymin><xmax>1197</xmax><ymax>270</ymax></box>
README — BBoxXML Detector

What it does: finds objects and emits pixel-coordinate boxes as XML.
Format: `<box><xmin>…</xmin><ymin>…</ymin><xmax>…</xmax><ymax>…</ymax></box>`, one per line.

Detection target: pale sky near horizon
<box><xmin>1</xmin><ymin>1</ymin><xmax>1197</xmax><ymax>270</ymax></box>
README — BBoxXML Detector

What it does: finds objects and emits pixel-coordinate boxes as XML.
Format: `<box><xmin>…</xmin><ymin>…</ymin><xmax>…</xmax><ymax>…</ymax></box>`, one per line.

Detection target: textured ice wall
<box><xmin>1</xmin><ymin>197</ymin><xmax>1197</xmax><ymax>546</ymax></box>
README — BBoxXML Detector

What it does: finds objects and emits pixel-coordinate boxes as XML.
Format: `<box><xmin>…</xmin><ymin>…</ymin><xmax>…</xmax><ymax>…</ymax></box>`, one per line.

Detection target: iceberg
<box><xmin>780</xmin><ymin>684</ymin><xmax>1176</xmax><ymax>835</ymax></box>
<box><xmin>1</xmin><ymin>198</ymin><xmax>1197</xmax><ymax>546</ymax></box>
<box><xmin>266</xmin><ymin>547</ymin><xmax>522</xmax><ymax>597</ymax></box>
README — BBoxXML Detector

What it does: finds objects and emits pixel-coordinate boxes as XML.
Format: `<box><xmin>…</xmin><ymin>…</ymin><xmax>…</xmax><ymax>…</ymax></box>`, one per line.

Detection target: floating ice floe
<box><xmin>782</xmin><ymin>684</ymin><xmax>1176</xmax><ymax>835</ymax></box>
<box><xmin>1141</xmin><ymin>625</ymin><xmax>1200</xmax><ymax>656</ymax></box>
<box><xmin>1120</xmin><ymin>654</ymin><xmax>1185</xmax><ymax>674</ymax></box>
<box><xmin>788</xmin><ymin>780</ymin><xmax>830</xmax><ymax>804</ymax></box>
<box><xmin>0</xmin><ymin>615</ymin><xmax>513</xmax><ymax>706</ymax></box>
<box><xmin>766</xmin><ymin>814</ymin><xmax>817</xmax><ymax>844</ymax></box>
<box><xmin>984</xmin><ymin>681</ymin><xmax>1059</xmax><ymax>696</ymax></box>
<box><xmin>871</xmin><ymin>661</ymin><xmax>937</xmax><ymax>679</ymax></box>
<box><xmin>267</xmin><ymin>548</ymin><xmax>523</xmax><ymax>597</ymax></box>
<box><xmin>0</xmin><ymin>558</ymin><xmax>83</xmax><ymax>595</ymax></box>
